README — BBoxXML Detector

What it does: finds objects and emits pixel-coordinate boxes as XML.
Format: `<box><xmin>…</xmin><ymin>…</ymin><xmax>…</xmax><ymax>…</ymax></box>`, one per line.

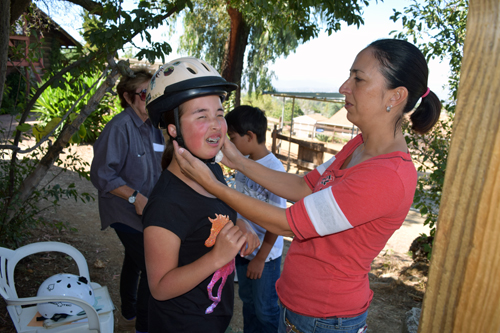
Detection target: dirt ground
<box><xmin>0</xmin><ymin>118</ymin><xmax>429</xmax><ymax>332</ymax></box>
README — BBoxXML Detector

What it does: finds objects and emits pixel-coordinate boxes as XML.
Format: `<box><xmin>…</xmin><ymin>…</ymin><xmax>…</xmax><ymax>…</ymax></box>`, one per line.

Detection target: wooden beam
<box><xmin>274</xmin><ymin>153</ymin><xmax>318</xmax><ymax>171</ymax></box>
<box><xmin>274</xmin><ymin>132</ymin><xmax>339</xmax><ymax>155</ymax></box>
<box><xmin>418</xmin><ymin>1</ymin><xmax>500</xmax><ymax>331</ymax></box>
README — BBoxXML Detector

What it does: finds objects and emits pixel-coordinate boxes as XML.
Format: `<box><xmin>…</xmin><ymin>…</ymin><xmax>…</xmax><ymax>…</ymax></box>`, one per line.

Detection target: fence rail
<box><xmin>271</xmin><ymin>124</ymin><xmax>339</xmax><ymax>172</ymax></box>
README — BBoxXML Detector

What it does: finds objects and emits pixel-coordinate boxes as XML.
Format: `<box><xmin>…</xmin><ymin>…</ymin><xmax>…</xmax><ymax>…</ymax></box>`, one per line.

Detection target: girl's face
<box><xmin>177</xmin><ymin>95</ymin><xmax>227</xmax><ymax>160</ymax></box>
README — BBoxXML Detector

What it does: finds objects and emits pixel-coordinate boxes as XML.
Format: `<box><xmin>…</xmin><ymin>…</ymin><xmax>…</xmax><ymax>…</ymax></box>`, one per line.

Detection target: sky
<box><xmin>46</xmin><ymin>0</ymin><xmax>451</xmax><ymax>100</ymax></box>
<box><xmin>265</xmin><ymin>0</ymin><xmax>450</xmax><ymax>99</ymax></box>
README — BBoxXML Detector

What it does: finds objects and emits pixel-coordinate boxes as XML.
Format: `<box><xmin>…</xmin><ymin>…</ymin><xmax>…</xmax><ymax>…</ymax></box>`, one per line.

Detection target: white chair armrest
<box><xmin>7</xmin><ymin>295</ymin><xmax>100</xmax><ymax>332</ymax></box>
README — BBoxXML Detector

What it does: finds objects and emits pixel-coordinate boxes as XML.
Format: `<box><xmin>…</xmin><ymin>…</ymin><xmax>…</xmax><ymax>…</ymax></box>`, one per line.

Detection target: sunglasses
<box><xmin>135</xmin><ymin>89</ymin><xmax>147</xmax><ymax>101</ymax></box>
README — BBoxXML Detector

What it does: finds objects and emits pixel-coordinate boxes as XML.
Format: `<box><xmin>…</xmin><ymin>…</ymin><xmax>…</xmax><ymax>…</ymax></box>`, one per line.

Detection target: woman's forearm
<box><xmin>209</xmin><ymin>181</ymin><xmax>293</xmax><ymax>237</ymax></box>
<box><xmin>234</xmin><ymin>157</ymin><xmax>311</xmax><ymax>203</ymax></box>
<box><xmin>109</xmin><ymin>185</ymin><xmax>136</xmax><ymax>200</ymax></box>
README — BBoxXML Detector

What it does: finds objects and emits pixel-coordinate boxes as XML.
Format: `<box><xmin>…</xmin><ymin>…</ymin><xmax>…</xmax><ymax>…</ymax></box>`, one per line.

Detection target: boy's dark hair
<box><xmin>225</xmin><ymin>105</ymin><xmax>267</xmax><ymax>144</ymax></box>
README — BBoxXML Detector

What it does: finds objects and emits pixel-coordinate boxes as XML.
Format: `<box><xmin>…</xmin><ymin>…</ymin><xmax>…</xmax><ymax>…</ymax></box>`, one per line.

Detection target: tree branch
<box><xmin>65</xmin><ymin>0</ymin><xmax>104</xmax><ymax>15</ymax></box>
<box><xmin>12</xmin><ymin>63</ymin><xmax>120</xmax><ymax>212</ymax></box>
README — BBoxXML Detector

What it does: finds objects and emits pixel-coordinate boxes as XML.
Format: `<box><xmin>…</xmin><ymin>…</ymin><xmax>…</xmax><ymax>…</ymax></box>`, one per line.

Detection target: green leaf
<box><xmin>16</xmin><ymin>123</ymin><xmax>32</xmax><ymax>132</ymax></box>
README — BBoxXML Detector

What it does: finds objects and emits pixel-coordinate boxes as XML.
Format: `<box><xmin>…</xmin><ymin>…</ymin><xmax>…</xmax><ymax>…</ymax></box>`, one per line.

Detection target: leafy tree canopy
<box><xmin>391</xmin><ymin>0</ymin><xmax>467</xmax><ymax>109</ymax></box>
<box><xmin>177</xmin><ymin>0</ymin><xmax>371</xmax><ymax>100</ymax></box>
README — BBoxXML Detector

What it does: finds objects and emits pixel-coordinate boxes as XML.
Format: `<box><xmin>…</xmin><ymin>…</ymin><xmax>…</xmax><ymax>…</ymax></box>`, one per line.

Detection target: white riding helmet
<box><xmin>146</xmin><ymin>57</ymin><xmax>238</xmax><ymax>129</ymax></box>
<box><xmin>37</xmin><ymin>273</ymin><xmax>95</xmax><ymax>319</ymax></box>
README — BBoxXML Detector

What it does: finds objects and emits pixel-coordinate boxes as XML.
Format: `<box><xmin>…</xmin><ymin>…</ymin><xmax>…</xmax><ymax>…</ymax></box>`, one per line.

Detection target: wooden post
<box><xmin>287</xmin><ymin>97</ymin><xmax>296</xmax><ymax>172</ymax></box>
<box><xmin>272</xmin><ymin>124</ymin><xmax>278</xmax><ymax>155</ymax></box>
<box><xmin>418</xmin><ymin>1</ymin><xmax>500</xmax><ymax>331</ymax></box>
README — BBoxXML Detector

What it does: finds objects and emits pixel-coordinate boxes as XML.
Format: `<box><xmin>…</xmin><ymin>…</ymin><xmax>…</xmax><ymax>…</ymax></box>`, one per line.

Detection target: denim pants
<box><xmin>235</xmin><ymin>255</ymin><xmax>281</xmax><ymax>333</ymax></box>
<box><xmin>115</xmin><ymin>229</ymin><xmax>150</xmax><ymax>332</ymax></box>
<box><xmin>278</xmin><ymin>301</ymin><xmax>368</xmax><ymax>333</ymax></box>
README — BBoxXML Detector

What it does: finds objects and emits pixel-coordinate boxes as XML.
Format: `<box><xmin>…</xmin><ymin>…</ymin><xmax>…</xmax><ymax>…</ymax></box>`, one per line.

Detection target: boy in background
<box><xmin>225</xmin><ymin>105</ymin><xmax>286</xmax><ymax>333</ymax></box>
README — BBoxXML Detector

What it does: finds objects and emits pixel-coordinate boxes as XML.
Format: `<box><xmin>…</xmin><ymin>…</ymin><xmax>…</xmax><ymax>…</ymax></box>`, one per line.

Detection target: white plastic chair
<box><xmin>0</xmin><ymin>241</ymin><xmax>114</xmax><ymax>332</ymax></box>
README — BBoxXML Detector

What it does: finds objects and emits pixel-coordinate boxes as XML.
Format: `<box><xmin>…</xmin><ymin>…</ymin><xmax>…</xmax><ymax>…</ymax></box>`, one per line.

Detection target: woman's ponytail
<box><xmin>369</xmin><ymin>39</ymin><xmax>442</xmax><ymax>135</ymax></box>
<box><xmin>410</xmin><ymin>90</ymin><xmax>442</xmax><ymax>134</ymax></box>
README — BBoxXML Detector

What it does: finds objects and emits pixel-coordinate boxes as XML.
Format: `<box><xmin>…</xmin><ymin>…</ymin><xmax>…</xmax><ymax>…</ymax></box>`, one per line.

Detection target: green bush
<box><xmin>1</xmin><ymin>72</ymin><xmax>31</xmax><ymax>115</ymax></box>
<box><xmin>33</xmin><ymin>72</ymin><xmax>121</xmax><ymax>143</ymax></box>
<box><xmin>316</xmin><ymin>134</ymin><xmax>332</xmax><ymax>142</ymax></box>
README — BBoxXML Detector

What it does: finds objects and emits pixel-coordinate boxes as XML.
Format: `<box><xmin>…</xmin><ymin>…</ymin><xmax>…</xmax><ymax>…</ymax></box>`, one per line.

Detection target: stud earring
<box><xmin>386</xmin><ymin>105</ymin><xmax>392</xmax><ymax>112</ymax></box>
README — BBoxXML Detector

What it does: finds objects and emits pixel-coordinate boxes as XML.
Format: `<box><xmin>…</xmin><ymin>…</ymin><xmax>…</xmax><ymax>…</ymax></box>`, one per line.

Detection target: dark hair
<box><xmin>116</xmin><ymin>68</ymin><xmax>153</xmax><ymax>109</ymax></box>
<box><xmin>160</xmin><ymin>105</ymin><xmax>185</xmax><ymax>170</ymax></box>
<box><xmin>225</xmin><ymin>105</ymin><xmax>267</xmax><ymax>144</ymax></box>
<box><xmin>368</xmin><ymin>39</ymin><xmax>442</xmax><ymax>134</ymax></box>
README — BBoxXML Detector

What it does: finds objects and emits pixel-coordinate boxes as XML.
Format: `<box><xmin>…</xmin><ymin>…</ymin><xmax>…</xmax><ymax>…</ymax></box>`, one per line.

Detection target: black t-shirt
<box><xmin>143</xmin><ymin>163</ymin><xmax>236</xmax><ymax>332</ymax></box>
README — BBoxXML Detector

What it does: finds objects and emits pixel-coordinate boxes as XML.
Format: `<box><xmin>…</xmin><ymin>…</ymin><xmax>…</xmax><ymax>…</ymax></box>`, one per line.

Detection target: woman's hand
<box><xmin>235</xmin><ymin>218</ymin><xmax>261</xmax><ymax>257</ymax></box>
<box><xmin>212</xmin><ymin>222</ymin><xmax>247</xmax><ymax>268</ymax></box>
<box><xmin>220</xmin><ymin>139</ymin><xmax>245</xmax><ymax>171</ymax></box>
<box><xmin>173</xmin><ymin>140</ymin><xmax>218</xmax><ymax>191</ymax></box>
<box><xmin>134</xmin><ymin>192</ymin><xmax>148</xmax><ymax>215</ymax></box>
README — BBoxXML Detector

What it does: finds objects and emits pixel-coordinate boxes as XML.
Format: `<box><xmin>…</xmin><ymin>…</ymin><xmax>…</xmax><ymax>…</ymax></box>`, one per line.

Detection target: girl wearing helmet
<box><xmin>142</xmin><ymin>58</ymin><xmax>259</xmax><ymax>332</ymax></box>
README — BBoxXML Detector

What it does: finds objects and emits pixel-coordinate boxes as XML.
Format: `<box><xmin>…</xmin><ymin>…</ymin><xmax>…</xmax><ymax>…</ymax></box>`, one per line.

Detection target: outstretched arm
<box><xmin>221</xmin><ymin>139</ymin><xmax>312</xmax><ymax>202</ymax></box>
<box><xmin>173</xmin><ymin>142</ymin><xmax>293</xmax><ymax>236</ymax></box>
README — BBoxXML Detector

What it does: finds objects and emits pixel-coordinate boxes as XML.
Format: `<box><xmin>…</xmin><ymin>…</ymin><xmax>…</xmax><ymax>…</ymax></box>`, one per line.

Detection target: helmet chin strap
<box><xmin>173</xmin><ymin>107</ymin><xmax>216</xmax><ymax>164</ymax></box>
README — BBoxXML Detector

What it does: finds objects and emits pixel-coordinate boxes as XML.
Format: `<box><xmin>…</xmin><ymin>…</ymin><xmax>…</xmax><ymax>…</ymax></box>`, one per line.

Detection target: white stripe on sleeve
<box><xmin>303</xmin><ymin>187</ymin><xmax>352</xmax><ymax>236</ymax></box>
<box><xmin>316</xmin><ymin>156</ymin><xmax>336</xmax><ymax>175</ymax></box>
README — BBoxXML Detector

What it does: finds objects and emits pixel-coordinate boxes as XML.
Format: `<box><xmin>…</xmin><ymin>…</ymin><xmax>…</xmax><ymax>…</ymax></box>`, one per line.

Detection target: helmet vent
<box><xmin>187</xmin><ymin>67</ymin><xmax>197</xmax><ymax>75</ymax></box>
<box><xmin>201</xmin><ymin>63</ymin><xmax>211</xmax><ymax>72</ymax></box>
<box><xmin>78</xmin><ymin>276</ymin><xmax>89</xmax><ymax>284</ymax></box>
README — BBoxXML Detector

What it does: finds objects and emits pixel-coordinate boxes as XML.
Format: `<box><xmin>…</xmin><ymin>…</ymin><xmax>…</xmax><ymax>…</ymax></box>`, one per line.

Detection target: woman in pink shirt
<box><xmin>174</xmin><ymin>39</ymin><xmax>442</xmax><ymax>333</ymax></box>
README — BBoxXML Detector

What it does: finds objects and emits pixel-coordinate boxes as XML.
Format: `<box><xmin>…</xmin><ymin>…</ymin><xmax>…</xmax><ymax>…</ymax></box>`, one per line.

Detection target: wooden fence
<box><xmin>271</xmin><ymin>124</ymin><xmax>339</xmax><ymax>172</ymax></box>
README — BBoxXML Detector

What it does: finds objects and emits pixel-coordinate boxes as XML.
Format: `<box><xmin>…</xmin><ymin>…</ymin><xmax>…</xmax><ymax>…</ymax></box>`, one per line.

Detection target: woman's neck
<box><xmin>343</xmin><ymin>129</ymin><xmax>407</xmax><ymax>170</ymax></box>
<box><xmin>361</xmin><ymin>127</ymin><xmax>407</xmax><ymax>156</ymax></box>
<box><xmin>168</xmin><ymin>157</ymin><xmax>216</xmax><ymax>198</ymax></box>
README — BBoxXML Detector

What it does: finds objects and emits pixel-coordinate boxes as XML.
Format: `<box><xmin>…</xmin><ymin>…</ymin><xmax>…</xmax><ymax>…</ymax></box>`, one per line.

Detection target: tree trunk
<box><xmin>221</xmin><ymin>5</ymin><xmax>250</xmax><ymax>107</ymax></box>
<box><xmin>0</xmin><ymin>0</ymin><xmax>11</xmax><ymax>110</ymax></box>
<box><xmin>418</xmin><ymin>0</ymin><xmax>500</xmax><ymax>331</ymax></box>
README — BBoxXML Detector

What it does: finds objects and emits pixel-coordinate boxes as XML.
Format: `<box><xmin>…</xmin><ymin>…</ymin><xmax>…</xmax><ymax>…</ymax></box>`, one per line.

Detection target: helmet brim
<box><xmin>147</xmin><ymin>77</ymin><xmax>238</xmax><ymax>128</ymax></box>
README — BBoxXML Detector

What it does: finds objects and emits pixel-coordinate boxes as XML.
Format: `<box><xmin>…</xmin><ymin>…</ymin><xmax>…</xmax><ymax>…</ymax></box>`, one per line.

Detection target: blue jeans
<box><xmin>278</xmin><ymin>301</ymin><xmax>368</xmax><ymax>333</ymax></box>
<box><xmin>235</xmin><ymin>255</ymin><xmax>281</xmax><ymax>333</ymax></box>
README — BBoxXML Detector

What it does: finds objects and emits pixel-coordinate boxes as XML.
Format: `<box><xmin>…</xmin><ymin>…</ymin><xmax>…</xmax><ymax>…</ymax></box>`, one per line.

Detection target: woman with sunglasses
<box><xmin>91</xmin><ymin>67</ymin><xmax>164</xmax><ymax>333</ymax></box>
